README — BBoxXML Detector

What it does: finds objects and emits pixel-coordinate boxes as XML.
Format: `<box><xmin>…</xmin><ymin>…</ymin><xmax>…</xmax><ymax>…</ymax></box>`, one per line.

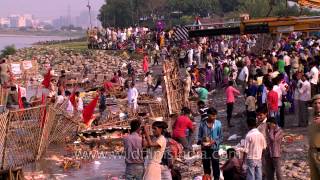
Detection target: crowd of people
<box><xmin>121</xmin><ymin>29</ymin><xmax>320</xmax><ymax>180</ymax></box>
<box><xmin>3</xmin><ymin>24</ymin><xmax>320</xmax><ymax>180</ymax></box>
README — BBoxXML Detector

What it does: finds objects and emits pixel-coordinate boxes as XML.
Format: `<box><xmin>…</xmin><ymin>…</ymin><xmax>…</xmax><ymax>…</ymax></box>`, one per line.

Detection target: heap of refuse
<box><xmin>7</xmin><ymin>47</ymin><xmax>141</xmax><ymax>77</ymax></box>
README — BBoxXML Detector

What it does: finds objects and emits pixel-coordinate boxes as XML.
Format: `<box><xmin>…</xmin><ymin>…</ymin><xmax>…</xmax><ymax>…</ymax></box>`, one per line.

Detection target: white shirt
<box><xmin>273</xmin><ymin>85</ymin><xmax>282</xmax><ymax>107</ymax></box>
<box><xmin>56</xmin><ymin>95</ymin><xmax>64</xmax><ymax>105</ymax></box>
<box><xmin>284</xmin><ymin>55</ymin><xmax>291</xmax><ymax>66</ymax></box>
<box><xmin>19</xmin><ymin>87</ymin><xmax>27</xmax><ymax>98</ymax></box>
<box><xmin>128</xmin><ymin>87</ymin><xmax>138</xmax><ymax>103</ymax></box>
<box><xmin>238</xmin><ymin>66</ymin><xmax>249</xmax><ymax>82</ymax></box>
<box><xmin>188</xmin><ymin>49</ymin><xmax>194</xmax><ymax>59</ymax></box>
<box><xmin>244</xmin><ymin>128</ymin><xmax>266</xmax><ymax>160</ymax></box>
<box><xmin>66</xmin><ymin>100</ymin><xmax>74</xmax><ymax>114</ymax></box>
<box><xmin>294</xmin><ymin>81</ymin><xmax>301</xmax><ymax>100</ymax></box>
<box><xmin>309</xmin><ymin>66</ymin><xmax>319</xmax><ymax>85</ymax></box>
<box><xmin>148</xmin><ymin>135</ymin><xmax>166</xmax><ymax>164</ymax></box>
<box><xmin>77</xmin><ymin>97</ymin><xmax>84</xmax><ymax>111</ymax></box>
<box><xmin>119</xmin><ymin>77</ymin><xmax>125</xmax><ymax>87</ymax></box>
<box><xmin>298</xmin><ymin>80</ymin><xmax>311</xmax><ymax>102</ymax></box>
<box><xmin>155</xmin><ymin>44</ymin><xmax>159</xmax><ymax>51</ymax></box>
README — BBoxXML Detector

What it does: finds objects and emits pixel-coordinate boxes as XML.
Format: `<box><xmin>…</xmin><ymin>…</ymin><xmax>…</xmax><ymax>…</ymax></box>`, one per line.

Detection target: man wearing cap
<box><xmin>309</xmin><ymin>94</ymin><xmax>320</xmax><ymax>179</ymax></box>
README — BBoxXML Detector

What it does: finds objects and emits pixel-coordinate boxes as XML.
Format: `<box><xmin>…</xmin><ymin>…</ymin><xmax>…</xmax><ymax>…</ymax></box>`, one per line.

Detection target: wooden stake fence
<box><xmin>0</xmin><ymin>104</ymin><xmax>80</xmax><ymax>170</ymax></box>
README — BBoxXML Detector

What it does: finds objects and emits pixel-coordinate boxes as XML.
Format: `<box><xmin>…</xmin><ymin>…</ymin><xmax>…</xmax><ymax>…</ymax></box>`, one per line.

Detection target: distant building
<box><xmin>24</xmin><ymin>14</ymin><xmax>34</xmax><ymax>27</ymax></box>
<box><xmin>2</xmin><ymin>14</ymin><xmax>37</xmax><ymax>28</ymax></box>
<box><xmin>75</xmin><ymin>11</ymin><xmax>90</xmax><ymax>28</ymax></box>
<box><xmin>0</xmin><ymin>18</ymin><xmax>10</xmax><ymax>28</ymax></box>
<box><xmin>74</xmin><ymin>10</ymin><xmax>101</xmax><ymax>28</ymax></box>
<box><xmin>52</xmin><ymin>16</ymin><xmax>70</xmax><ymax>28</ymax></box>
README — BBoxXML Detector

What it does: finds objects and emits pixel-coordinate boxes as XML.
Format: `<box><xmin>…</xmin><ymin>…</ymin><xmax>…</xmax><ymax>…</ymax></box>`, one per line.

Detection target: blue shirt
<box><xmin>245</xmin><ymin>85</ymin><xmax>258</xmax><ymax>97</ymax></box>
<box><xmin>198</xmin><ymin>120</ymin><xmax>223</xmax><ymax>150</ymax></box>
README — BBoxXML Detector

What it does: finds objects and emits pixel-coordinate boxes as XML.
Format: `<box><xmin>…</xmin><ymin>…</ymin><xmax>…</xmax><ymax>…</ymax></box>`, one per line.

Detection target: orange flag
<box><xmin>83</xmin><ymin>95</ymin><xmax>99</xmax><ymax>126</ymax></box>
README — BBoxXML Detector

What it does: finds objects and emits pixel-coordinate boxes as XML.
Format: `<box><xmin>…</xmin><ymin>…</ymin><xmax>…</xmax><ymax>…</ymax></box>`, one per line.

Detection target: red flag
<box><xmin>42</xmin><ymin>68</ymin><xmax>52</xmax><ymax>89</ymax></box>
<box><xmin>83</xmin><ymin>95</ymin><xmax>99</xmax><ymax>126</ymax></box>
<box><xmin>40</xmin><ymin>94</ymin><xmax>47</xmax><ymax>128</ymax></box>
<box><xmin>18</xmin><ymin>86</ymin><xmax>24</xmax><ymax>109</ymax></box>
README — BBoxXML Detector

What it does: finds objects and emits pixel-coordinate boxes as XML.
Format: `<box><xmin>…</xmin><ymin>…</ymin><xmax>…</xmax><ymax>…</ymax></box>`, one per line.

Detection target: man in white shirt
<box><xmin>298</xmin><ymin>74</ymin><xmax>311</xmax><ymax>127</ymax></box>
<box><xmin>55</xmin><ymin>91</ymin><xmax>64</xmax><ymax>107</ymax></box>
<box><xmin>161</xmin><ymin>47</ymin><xmax>168</xmax><ymax>61</ymax></box>
<box><xmin>128</xmin><ymin>83</ymin><xmax>138</xmax><ymax>114</ymax></box>
<box><xmin>273</xmin><ymin>75</ymin><xmax>288</xmax><ymax>128</ymax></box>
<box><xmin>308</xmin><ymin>61</ymin><xmax>319</xmax><ymax>97</ymax></box>
<box><xmin>238</xmin><ymin>64</ymin><xmax>249</xmax><ymax>92</ymax></box>
<box><xmin>196</xmin><ymin>45</ymin><xmax>202</xmax><ymax>65</ymax></box>
<box><xmin>294</xmin><ymin>73</ymin><xmax>302</xmax><ymax>126</ymax></box>
<box><xmin>64</xmin><ymin>91</ymin><xmax>74</xmax><ymax>117</ymax></box>
<box><xmin>283</xmin><ymin>52</ymin><xmax>291</xmax><ymax>78</ymax></box>
<box><xmin>243</xmin><ymin>117</ymin><xmax>267</xmax><ymax>180</ymax></box>
<box><xmin>75</xmin><ymin>92</ymin><xmax>84</xmax><ymax>112</ymax></box>
<box><xmin>187</xmin><ymin>48</ymin><xmax>194</xmax><ymax>66</ymax></box>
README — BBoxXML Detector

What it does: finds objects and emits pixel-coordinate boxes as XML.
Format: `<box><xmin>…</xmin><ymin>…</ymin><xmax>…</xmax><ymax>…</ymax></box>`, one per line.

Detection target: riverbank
<box><xmin>0</xmin><ymin>34</ymin><xmax>83</xmax><ymax>51</ymax></box>
<box><xmin>0</xmin><ymin>29</ymin><xmax>85</xmax><ymax>37</ymax></box>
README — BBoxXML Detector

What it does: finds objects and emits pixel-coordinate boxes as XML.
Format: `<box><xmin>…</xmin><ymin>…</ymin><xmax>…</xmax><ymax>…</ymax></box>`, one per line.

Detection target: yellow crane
<box><xmin>189</xmin><ymin>16</ymin><xmax>320</xmax><ymax>37</ymax></box>
<box><xmin>294</xmin><ymin>0</ymin><xmax>320</xmax><ymax>8</ymax></box>
<box><xmin>188</xmin><ymin>0</ymin><xmax>320</xmax><ymax>37</ymax></box>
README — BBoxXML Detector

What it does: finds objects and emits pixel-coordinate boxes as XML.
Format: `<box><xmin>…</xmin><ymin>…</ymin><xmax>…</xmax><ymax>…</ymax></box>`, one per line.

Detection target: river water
<box><xmin>0</xmin><ymin>34</ymin><xmax>73</xmax><ymax>51</ymax></box>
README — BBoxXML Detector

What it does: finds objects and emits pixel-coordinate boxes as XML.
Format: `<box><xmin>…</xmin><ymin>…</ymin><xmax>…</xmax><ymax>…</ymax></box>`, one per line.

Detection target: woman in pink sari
<box><xmin>143</xmin><ymin>54</ymin><xmax>149</xmax><ymax>73</ymax></box>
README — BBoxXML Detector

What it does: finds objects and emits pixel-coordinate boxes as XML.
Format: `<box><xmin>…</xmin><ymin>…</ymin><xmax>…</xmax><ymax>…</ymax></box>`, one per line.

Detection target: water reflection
<box><xmin>24</xmin><ymin>144</ymin><xmax>125</xmax><ymax>180</ymax></box>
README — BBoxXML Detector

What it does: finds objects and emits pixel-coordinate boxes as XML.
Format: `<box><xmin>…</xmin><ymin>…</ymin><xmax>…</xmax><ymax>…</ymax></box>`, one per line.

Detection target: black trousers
<box><xmin>285</xmin><ymin>65</ymin><xmax>291</xmax><ymax>79</ymax></box>
<box><xmin>153</xmin><ymin>81</ymin><xmax>161</xmax><ymax>92</ymax></box>
<box><xmin>247</xmin><ymin>111</ymin><xmax>256</xmax><ymax>120</ymax></box>
<box><xmin>311</xmin><ymin>83</ymin><xmax>318</xmax><ymax>98</ymax></box>
<box><xmin>227</xmin><ymin>103</ymin><xmax>234</xmax><ymax>125</ymax></box>
<box><xmin>202</xmin><ymin>148</ymin><xmax>220</xmax><ymax>180</ymax></box>
<box><xmin>153</xmin><ymin>55</ymin><xmax>159</xmax><ymax>65</ymax></box>
<box><xmin>179</xmin><ymin>58</ymin><xmax>185</xmax><ymax>68</ymax></box>
<box><xmin>279</xmin><ymin>105</ymin><xmax>285</xmax><ymax>128</ymax></box>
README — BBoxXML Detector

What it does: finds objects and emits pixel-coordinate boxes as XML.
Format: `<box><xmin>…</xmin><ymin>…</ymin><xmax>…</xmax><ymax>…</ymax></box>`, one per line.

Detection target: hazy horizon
<box><xmin>0</xmin><ymin>0</ymin><xmax>105</xmax><ymax>20</ymax></box>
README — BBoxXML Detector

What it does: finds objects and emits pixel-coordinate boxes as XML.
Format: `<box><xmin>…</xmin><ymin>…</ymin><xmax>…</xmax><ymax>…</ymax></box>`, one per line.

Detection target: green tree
<box><xmin>97</xmin><ymin>0</ymin><xmax>320</xmax><ymax>28</ymax></box>
<box><xmin>219</xmin><ymin>0</ymin><xmax>240</xmax><ymax>13</ymax></box>
<box><xmin>98</xmin><ymin>0</ymin><xmax>134</xmax><ymax>27</ymax></box>
<box><xmin>0</xmin><ymin>45</ymin><xmax>16</xmax><ymax>59</ymax></box>
<box><xmin>238</xmin><ymin>0</ymin><xmax>271</xmax><ymax>18</ymax></box>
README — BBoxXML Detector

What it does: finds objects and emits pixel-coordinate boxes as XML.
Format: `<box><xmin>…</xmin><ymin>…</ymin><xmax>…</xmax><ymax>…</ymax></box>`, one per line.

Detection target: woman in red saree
<box><xmin>143</xmin><ymin>54</ymin><xmax>149</xmax><ymax>73</ymax></box>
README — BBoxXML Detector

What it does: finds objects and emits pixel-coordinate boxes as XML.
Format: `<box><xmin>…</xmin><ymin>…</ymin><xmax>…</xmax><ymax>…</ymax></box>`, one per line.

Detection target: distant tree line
<box><xmin>0</xmin><ymin>45</ymin><xmax>16</xmax><ymax>59</ymax></box>
<box><xmin>98</xmin><ymin>0</ymin><xmax>320</xmax><ymax>28</ymax></box>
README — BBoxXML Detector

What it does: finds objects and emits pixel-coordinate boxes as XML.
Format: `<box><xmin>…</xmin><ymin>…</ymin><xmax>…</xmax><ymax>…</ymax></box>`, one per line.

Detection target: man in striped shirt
<box><xmin>198</xmin><ymin>101</ymin><xmax>209</xmax><ymax>122</ymax></box>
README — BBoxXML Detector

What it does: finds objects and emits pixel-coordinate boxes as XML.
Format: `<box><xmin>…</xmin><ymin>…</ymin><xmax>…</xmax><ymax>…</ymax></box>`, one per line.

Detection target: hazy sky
<box><xmin>0</xmin><ymin>0</ymin><xmax>105</xmax><ymax>20</ymax></box>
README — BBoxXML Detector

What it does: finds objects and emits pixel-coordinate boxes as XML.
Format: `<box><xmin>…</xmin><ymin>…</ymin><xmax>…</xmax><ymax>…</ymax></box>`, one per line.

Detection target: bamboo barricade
<box><xmin>48</xmin><ymin>106</ymin><xmax>80</xmax><ymax>144</ymax></box>
<box><xmin>162</xmin><ymin>60</ymin><xmax>184</xmax><ymax>115</ymax></box>
<box><xmin>0</xmin><ymin>102</ymin><xmax>81</xmax><ymax>170</ymax></box>
<box><xmin>1</xmin><ymin>106</ymin><xmax>45</xmax><ymax>169</ymax></box>
<box><xmin>0</xmin><ymin>87</ymin><xmax>8</xmax><ymax>106</ymax></box>
<box><xmin>0</xmin><ymin>111</ymin><xmax>9</xmax><ymax>169</ymax></box>
<box><xmin>148</xmin><ymin>101</ymin><xmax>167</xmax><ymax>118</ymax></box>
<box><xmin>0</xmin><ymin>167</ymin><xmax>24</xmax><ymax>180</ymax></box>
<box><xmin>36</xmin><ymin>105</ymin><xmax>57</xmax><ymax>159</ymax></box>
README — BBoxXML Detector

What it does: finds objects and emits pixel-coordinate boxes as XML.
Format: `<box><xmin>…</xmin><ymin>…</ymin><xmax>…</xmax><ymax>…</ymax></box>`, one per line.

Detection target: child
<box><xmin>245</xmin><ymin>94</ymin><xmax>257</xmax><ymax>120</ymax></box>
<box><xmin>144</xmin><ymin>72</ymin><xmax>154</xmax><ymax>94</ymax></box>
